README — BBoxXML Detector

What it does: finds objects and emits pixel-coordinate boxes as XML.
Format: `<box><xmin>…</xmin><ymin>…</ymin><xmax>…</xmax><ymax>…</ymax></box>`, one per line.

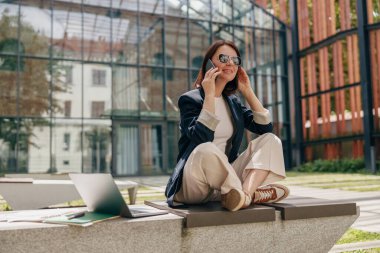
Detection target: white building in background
<box><xmin>28</xmin><ymin>63</ymin><xmax>112</xmax><ymax>173</ymax></box>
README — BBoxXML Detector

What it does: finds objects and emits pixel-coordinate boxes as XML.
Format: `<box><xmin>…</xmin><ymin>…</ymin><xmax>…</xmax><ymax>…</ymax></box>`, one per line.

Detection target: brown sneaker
<box><xmin>253</xmin><ymin>184</ymin><xmax>289</xmax><ymax>204</ymax></box>
<box><xmin>221</xmin><ymin>189</ymin><xmax>252</xmax><ymax>211</ymax></box>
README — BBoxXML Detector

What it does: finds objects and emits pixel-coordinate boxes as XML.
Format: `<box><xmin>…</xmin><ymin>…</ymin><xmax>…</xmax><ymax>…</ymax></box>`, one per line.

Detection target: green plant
<box><xmin>294</xmin><ymin>158</ymin><xmax>367</xmax><ymax>173</ymax></box>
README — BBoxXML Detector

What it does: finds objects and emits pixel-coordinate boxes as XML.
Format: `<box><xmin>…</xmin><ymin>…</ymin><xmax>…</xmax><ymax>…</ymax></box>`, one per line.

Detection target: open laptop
<box><xmin>69</xmin><ymin>173</ymin><xmax>167</xmax><ymax>218</ymax></box>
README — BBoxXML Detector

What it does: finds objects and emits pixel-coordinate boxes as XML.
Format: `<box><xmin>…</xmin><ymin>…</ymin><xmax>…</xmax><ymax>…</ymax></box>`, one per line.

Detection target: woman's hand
<box><xmin>237</xmin><ymin>67</ymin><xmax>253</xmax><ymax>98</ymax></box>
<box><xmin>201</xmin><ymin>67</ymin><xmax>222</xmax><ymax>97</ymax></box>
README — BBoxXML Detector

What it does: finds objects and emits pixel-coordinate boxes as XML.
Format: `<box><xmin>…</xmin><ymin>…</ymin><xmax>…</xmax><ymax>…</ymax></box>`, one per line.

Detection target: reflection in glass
<box><xmin>139</xmin><ymin>14</ymin><xmax>163</xmax><ymax>65</ymax></box>
<box><xmin>189</xmin><ymin>0</ymin><xmax>210</xmax><ymax>20</ymax></box>
<box><xmin>52</xmin><ymin>61</ymin><xmax>82</xmax><ymax>118</ymax></box>
<box><xmin>212</xmin><ymin>24</ymin><xmax>233</xmax><ymax>41</ymax></box>
<box><xmin>190</xmin><ymin>21</ymin><xmax>210</xmax><ymax>68</ymax></box>
<box><xmin>211</xmin><ymin>0</ymin><xmax>232</xmax><ymax>23</ymax></box>
<box><xmin>52</xmin><ymin>3</ymin><xmax>82</xmax><ymax>60</ymax></box>
<box><xmin>166</xmin><ymin>69</ymin><xmax>188</xmax><ymax>116</ymax></box>
<box><xmin>0</xmin><ymin>56</ymin><xmax>17</xmax><ymax>116</ymax></box>
<box><xmin>83</xmin><ymin>64</ymin><xmax>112</xmax><ymax>118</ymax></box>
<box><xmin>26</xmin><ymin>118</ymin><xmax>51</xmax><ymax>173</ymax></box>
<box><xmin>140</xmin><ymin>67</ymin><xmax>163</xmax><ymax>116</ymax></box>
<box><xmin>113</xmin><ymin>66</ymin><xmax>138</xmax><ymax>116</ymax></box>
<box><xmin>165</xmin><ymin>17</ymin><xmax>187</xmax><ymax>67</ymax></box>
<box><xmin>255</xmin><ymin>29</ymin><xmax>275</xmax><ymax>75</ymax></box>
<box><xmin>52</xmin><ymin>118</ymin><xmax>82</xmax><ymax>173</ymax></box>
<box><xmin>234</xmin><ymin>27</ymin><xmax>255</xmax><ymax>70</ymax></box>
<box><xmin>254</xmin><ymin>6</ymin><xmax>273</xmax><ymax>28</ymax></box>
<box><xmin>19</xmin><ymin>2</ymin><xmax>51</xmax><ymax>57</ymax></box>
<box><xmin>82</xmin><ymin>6</ymin><xmax>111</xmax><ymax>62</ymax></box>
<box><xmin>83</xmin><ymin>120</ymin><xmax>111</xmax><ymax>173</ymax></box>
<box><xmin>19</xmin><ymin>58</ymin><xmax>57</xmax><ymax>117</ymax></box>
<box><xmin>140</xmin><ymin>124</ymin><xmax>163</xmax><ymax>175</ymax></box>
<box><xmin>233</xmin><ymin>0</ymin><xmax>253</xmax><ymax>26</ymax></box>
<box><xmin>112</xmin><ymin>6</ymin><xmax>138</xmax><ymax>64</ymax></box>
<box><xmin>116</xmin><ymin>124</ymin><xmax>138</xmax><ymax>175</ymax></box>
<box><xmin>165</xmin><ymin>0</ymin><xmax>187</xmax><ymax>18</ymax></box>
<box><xmin>167</xmin><ymin>121</ymin><xmax>179</xmax><ymax>172</ymax></box>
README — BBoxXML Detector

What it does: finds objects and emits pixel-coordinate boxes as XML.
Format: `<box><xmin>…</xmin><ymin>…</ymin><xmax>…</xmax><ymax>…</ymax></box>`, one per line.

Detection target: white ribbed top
<box><xmin>212</xmin><ymin>96</ymin><xmax>234</xmax><ymax>154</ymax></box>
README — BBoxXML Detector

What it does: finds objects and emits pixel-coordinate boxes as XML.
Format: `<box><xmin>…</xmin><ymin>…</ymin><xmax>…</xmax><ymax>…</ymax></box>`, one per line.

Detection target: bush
<box><xmin>294</xmin><ymin>158</ymin><xmax>366</xmax><ymax>173</ymax></box>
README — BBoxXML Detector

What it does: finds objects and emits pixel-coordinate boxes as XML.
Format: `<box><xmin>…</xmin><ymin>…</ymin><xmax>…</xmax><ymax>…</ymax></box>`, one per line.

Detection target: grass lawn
<box><xmin>283</xmin><ymin>172</ymin><xmax>380</xmax><ymax>192</ymax></box>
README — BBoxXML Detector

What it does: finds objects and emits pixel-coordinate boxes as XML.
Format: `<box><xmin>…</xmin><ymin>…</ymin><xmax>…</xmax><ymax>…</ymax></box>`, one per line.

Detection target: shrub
<box><xmin>294</xmin><ymin>158</ymin><xmax>366</xmax><ymax>173</ymax></box>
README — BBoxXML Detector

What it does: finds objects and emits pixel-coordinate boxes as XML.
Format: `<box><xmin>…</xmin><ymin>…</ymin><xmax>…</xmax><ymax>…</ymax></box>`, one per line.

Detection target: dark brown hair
<box><xmin>193</xmin><ymin>40</ymin><xmax>241</xmax><ymax>96</ymax></box>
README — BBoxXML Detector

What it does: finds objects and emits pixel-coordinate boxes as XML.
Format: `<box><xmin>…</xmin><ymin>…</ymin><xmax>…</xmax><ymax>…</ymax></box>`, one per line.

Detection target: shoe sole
<box><xmin>223</xmin><ymin>189</ymin><xmax>244</xmax><ymax>212</ymax></box>
<box><xmin>267</xmin><ymin>184</ymin><xmax>290</xmax><ymax>203</ymax></box>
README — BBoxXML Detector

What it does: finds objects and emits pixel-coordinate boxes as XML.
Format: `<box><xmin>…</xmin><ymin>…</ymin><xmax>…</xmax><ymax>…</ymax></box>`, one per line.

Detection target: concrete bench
<box><xmin>0</xmin><ymin>178</ymin><xmax>138</xmax><ymax>210</ymax></box>
<box><xmin>0</xmin><ymin>195</ymin><xmax>359</xmax><ymax>253</ymax></box>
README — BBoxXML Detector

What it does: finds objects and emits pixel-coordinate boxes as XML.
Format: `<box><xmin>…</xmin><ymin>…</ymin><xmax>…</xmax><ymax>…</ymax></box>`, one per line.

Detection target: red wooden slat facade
<box><xmin>255</xmin><ymin>0</ymin><xmax>380</xmax><ymax>161</ymax></box>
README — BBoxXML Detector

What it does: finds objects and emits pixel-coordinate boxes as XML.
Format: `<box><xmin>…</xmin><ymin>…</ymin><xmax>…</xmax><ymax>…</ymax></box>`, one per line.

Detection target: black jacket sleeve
<box><xmin>178</xmin><ymin>95</ymin><xmax>218</xmax><ymax>145</ymax></box>
<box><xmin>237</xmin><ymin>97</ymin><xmax>273</xmax><ymax>135</ymax></box>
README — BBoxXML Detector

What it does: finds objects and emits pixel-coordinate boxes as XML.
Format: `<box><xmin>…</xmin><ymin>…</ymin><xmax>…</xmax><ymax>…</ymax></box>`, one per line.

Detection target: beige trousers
<box><xmin>174</xmin><ymin>133</ymin><xmax>286</xmax><ymax>204</ymax></box>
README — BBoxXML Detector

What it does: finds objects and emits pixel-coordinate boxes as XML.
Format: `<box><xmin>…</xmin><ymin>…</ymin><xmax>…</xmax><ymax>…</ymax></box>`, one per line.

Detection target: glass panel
<box><xmin>190</xmin><ymin>21</ymin><xmax>210</xmax><ymax>68</ymax></box>
<box><xmin>165</xmin><ymin>17</ymin><xmax>187</xmax><ymax>68</ymax></box>
<box><xmin>115</xmin><ymin>124</ymin><xmax>139</xmax><ymax>175</ymax></box>
<box><xmin>112</xmin><ymin>66</ymin><xmax>138</xmax><ymax>117</ymax></box>
<box><xmin>140</xmin><ymin>67</ymin><xmax>164</xmax><ymax>116</ymax></box>
<box><xmin>51</xmin><ymin>118</ymin><xmax>82</xmax><ymax>173</ymax></box>
<box><xmin>188</xmin><ymin>0</ymin><xmax>210</xmax><ymax>20</ymax></box>
<box><xmin>52</xmin><ymin>60</ymin><xmax>82</xmax><ymax>118</ymax></box>
<box><xmin>139</xmin><ymin>14</ymin><xmax>163</xmax><ymax>66</ymax></box>
<box><xmin>167</xmin><ymin>121</ymin><xmax>179</xmax><ymax>173</ymax></box>
<box><xmin>368</xmin><ymin>0</ymin><xmax>380</xmax><ymax>24</ymax></box>
<box><xmin>233</xmin><ymin>0</ymin><xmax>253</xmax><ymax>26</ymax></box>
<box><xmin>52</xmin><ymin>1</ymin><xmax>82</xmax><ymax>60</ymax></box>
<box><xmin>233</xmin><ymin>27</ymin><xmax>255</xmax><ymax>71</ymax></box>
<box><xmin>111</xmin><ymin>1</ymin><xmax>138</xmax><ymax>64</ymax></box>
<box><xmin>0</xmin><ymin>118</ymin><xmax>45</xmax><ymax>173</ymax></box>
<box><xmin>369</xmin><ymin>31</ymin><xmax>380</xmax><ymax>132</ymax></box>
<box><xmin>24</xmin><ymin>118</ymin><xmax>51</xmax><ymax>173</ymax></box>
<box><xmin>212</xmin><ymin>23</ymin><xmax>233</xmax><ymax>41</ymax></box>
<box><xmin>139</xmin><ymin>0</ymin><xmax>164</xmax><ymax>15</ymax></box>
<box><xmin>0</xmin><ymin>56</ymin><xmax>17</xmax><ymax>116</ymax></box>
<box><xmin>19</xmin><ymin>1</ymin><xmax>51</xmax><ymax>57</ymax></box>
<box><xmin>83</xmin><ymin>63</ymin><xmax>112</xmax><ymax>119</ymax></box>
<box><xmin>0</xmin><ymin>3</ymin><xmax>19</xmax><ymax>58</ymax></box>
<box><xmin>375</xmin><ymin>138</ymin><xmax>380</xmax><ymax>171</ymax></box>
<box><xmin>166</xmin><ymin>69</ymin><xmax>188</xmax><ymax>117</ymax></box>
<box><xmin>166</xmin><ymin>0</ymin><xmax>187</xmax><ymax>18</ymax></box>
<box><xmin>254</xmin><ymin>6</ymin><xmax>273</xmax><ymax>28</ymax></box>
<box><xmin>255</xmin><ymin>29</ymin><xmax>275</xmax><ymax>76</ymax></box>
<box><xmin>82</xmin><ymin>120</ymin><xmax>112</xmax><ymax>173</ymax></box>
<box><xmin>82</xmin><ymin>4</ymin><xmax>111</xmax><ymax>62</ymax></box>
<box><xmin>140</xmin><ymin>124</ymin><xmax>163</xmax><ymax>175</ymax></box>
<box><xmin>211</xmin><ymin>0</ymin><xmax>232</xmax><ymax>23</ymax></box>
<box><xmin>18</xmin><ymin>58</ymin><xmax>50</xmax><ymax>117</ymax></box>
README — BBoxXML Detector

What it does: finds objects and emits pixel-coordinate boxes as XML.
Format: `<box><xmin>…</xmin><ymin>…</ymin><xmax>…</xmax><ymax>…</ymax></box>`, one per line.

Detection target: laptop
<box><xmin>69</xmin><ymin>173</ymin><xmax>167</xmax><ymax>218</ymax></box>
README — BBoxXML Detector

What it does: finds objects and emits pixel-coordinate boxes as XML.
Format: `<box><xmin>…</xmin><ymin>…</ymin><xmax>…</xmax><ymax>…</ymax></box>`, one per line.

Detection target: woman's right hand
<box><xmin>201</xmin><ymin>67</ymin><xmax>221</xmax><ymax>97</ymax></box>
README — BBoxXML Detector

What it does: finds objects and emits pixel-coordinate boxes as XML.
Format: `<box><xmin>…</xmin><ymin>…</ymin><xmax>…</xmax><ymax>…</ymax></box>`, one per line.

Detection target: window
<box><xmin>64</xmin><ymin>101</ymin><xmax>71</xmax><ymax>117</ymax></box>
<box><xmin>65</xmin><ymin>67</ymin><xmax>73</xmax><ymax>84</ymax></box>
<box><xmin>63</xmin><ymin>133</ymin><xmax>70</xmax><ymax>151</ymax></box>
<box><xmin>91</xmin><ymin>101</ymin><xmax>105</xmax><ymax>117</ymax></box>
<box><xmin>92</xmin><ymin>69</ymin><xmax>106</xmax><ymax>86</ymax></box>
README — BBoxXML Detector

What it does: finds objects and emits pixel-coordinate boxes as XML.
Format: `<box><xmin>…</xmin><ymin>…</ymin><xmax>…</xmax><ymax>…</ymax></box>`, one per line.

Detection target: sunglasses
<box><xmin>218</xmin><ymin>54</ymin><xmax>241</xmax><ymax>66</ymax></box>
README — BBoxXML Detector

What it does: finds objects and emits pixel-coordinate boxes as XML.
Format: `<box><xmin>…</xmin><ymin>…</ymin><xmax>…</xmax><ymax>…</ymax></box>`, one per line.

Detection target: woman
<box><xmin>165</xmin><ymin>40</ymin><xmax>289</xmax><ymax>211</ymax></box>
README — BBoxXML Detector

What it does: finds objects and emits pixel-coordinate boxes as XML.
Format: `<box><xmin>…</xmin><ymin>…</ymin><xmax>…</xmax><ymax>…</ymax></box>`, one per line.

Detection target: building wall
<box><xmin>0</xmin><ymin>0</ymin><xmax>289</xmax><ymax>175</ymax></box>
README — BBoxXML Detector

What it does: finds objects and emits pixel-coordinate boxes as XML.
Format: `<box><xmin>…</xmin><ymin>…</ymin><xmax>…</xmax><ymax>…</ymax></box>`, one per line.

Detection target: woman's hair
<box><xmin>193</xmin><ymin>40</ymin><xmax>241</xmax><ymax>96</ymax></box>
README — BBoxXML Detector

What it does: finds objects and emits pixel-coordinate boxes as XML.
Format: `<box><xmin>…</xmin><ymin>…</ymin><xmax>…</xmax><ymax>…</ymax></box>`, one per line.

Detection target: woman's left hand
<box><xmin>237</xmin><ymin>67</ymin><xmax>253</xmax><ymax>98</ymax></box>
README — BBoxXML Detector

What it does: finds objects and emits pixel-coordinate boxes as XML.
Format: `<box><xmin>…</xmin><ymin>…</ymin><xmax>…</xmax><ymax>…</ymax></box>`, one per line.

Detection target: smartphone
<box><xmin>206</xmin><ymin>59</ymin><xmax>215</xmax><ymax>72</ymax></box>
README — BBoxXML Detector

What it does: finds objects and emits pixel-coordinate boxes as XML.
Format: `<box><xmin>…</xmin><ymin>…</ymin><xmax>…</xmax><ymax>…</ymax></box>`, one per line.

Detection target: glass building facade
<box><xmin>0</xmin><ymin>0</ymin><xmax>289</xmax><ymax>176</ymax></box>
